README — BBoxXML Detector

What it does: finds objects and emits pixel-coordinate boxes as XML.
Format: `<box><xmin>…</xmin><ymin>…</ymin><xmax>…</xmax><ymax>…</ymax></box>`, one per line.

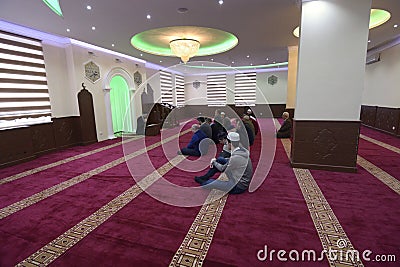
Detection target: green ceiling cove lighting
<box><xmin>369</xmin><ymin>9</ymin><xmax>391</xmax><ymax>28</ymax></box>
<box><xmin>187</xmin><ymin>62</ymin><xmax>288</xmax><ymax>70</ymax></box>
<box><xmin>293</xmin><ymin>9</ymin><xmax>391</xmax><ymax>38</ymax></box>
<box><xmin>131</xmin><ymin>26</ymin><xmax>238</xmax><ymax>62</ymax></box>
<box><xmin>42</xmin><ymin>0</ymin><xmax>63</xmax><ymax>17</ymax></box>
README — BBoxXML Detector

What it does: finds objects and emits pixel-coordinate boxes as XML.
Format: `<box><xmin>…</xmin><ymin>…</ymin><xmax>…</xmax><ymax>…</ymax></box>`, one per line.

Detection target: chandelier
<box><xmin>169</xmin><ymin>39</ymin><xmax>200</xmax><ymax>63</ymax></box>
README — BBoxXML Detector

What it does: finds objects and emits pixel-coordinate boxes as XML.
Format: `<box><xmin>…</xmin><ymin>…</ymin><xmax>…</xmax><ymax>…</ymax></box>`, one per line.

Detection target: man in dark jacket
<box><xmin>276</xmin><ymin>112</ymin><xmax>292</xmax><ymax>138</ymax></box>
<box><xmin>179</xmin><ymin>124</ymin><xmax>208</xmax><ymax>156</ymax></box>
<box><xmin>199</xmin><ymin>132</ymin><xmax>253</xmax><ymax>194</ymax></box>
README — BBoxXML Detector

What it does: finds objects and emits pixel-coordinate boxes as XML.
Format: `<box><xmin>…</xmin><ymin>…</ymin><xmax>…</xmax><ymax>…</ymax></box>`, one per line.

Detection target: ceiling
<box><xmin>0</xmin><ymin>0</ymin><xmax>399</xmax><ymax>68</ymax></box>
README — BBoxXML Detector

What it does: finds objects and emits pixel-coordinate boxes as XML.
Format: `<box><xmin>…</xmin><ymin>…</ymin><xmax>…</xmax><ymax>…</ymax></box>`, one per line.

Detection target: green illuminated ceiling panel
<box><xmin>131</xmin><ymin>26</ymin><xmax>238</xmax><ymax>57</ymax></box>
<box><xmin>293</xmin><ymin>9</ymin><xmax>391</xmax><ymax>38</ymax></box>
<box><xmin>42</xmin><ymin>0</ymin><xmax>63</xmax><ymax>17</ymax></box>
<box><xmin>369</xmin><ymin>9</ymin><xmax>391</xmax><ymax>29</ymax></box>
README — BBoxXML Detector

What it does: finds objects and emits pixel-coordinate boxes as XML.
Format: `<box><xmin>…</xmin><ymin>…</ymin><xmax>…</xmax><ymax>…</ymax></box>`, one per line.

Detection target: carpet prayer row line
<box><xmin>0</xmin><ymin>119</ymin><xmax>398</xmax><ymax>266</ymax></box>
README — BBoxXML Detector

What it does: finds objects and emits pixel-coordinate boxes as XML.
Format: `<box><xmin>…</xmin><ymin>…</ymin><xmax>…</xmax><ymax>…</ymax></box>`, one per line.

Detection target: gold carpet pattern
<box><xmin>17</xmin><ymin>155</ymin><xmax>186</xmax><ymax>267</ymax></box>
<box><xmin>280</xmin><ymin>139</ymin><xmax>364</xmax><ymax>267</ymax></box>
<box><xmin>0</xmin><ymin>136</ymin><xmax>142</xmax><ymax>185</ymax></box>
<box><xmin>360</xmin><ymin>134</ymin><xmax>400</xmax><ymax>154</ymax></box>
<box><xmin>170</xmin><ymin>174</ymin><xmax>229</xmax><ymax>267</ymax></box>
<box><xmin>0</xmin><ymin>130</ymin><xmax>190</xmax><ymax>220</ymax></box>
<box><xmin>357</xmin><ymin>156</ymin><xmax>400</xmax><ymax>195</ymax></box>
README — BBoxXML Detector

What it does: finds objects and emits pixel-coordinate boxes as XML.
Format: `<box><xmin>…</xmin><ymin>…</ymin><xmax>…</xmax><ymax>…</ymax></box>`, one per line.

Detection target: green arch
<box><xmin>110</xmin><ymin>75</ymin><xmax>133</xmax><ymax>136</ymax></box>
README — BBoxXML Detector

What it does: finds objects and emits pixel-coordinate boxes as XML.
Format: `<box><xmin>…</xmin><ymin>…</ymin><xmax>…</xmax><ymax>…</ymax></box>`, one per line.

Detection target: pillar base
<box><xmin>290</xmin><ymin>120</ymin><xmax>360</xmax><ymax>173</ymax></box>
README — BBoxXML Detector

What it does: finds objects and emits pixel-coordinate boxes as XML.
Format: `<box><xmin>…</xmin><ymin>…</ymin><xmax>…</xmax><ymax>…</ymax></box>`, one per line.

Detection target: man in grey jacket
<box><xmin>200</xmin><ymin>132</ymin><xmax>253</xmax><ymax>194</ymax></box>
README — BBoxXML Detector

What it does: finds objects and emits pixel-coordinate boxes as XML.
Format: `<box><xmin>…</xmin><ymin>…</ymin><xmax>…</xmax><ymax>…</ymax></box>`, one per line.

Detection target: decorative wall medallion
<box><xmin>268</xmin><ymin>75</ymin><xmax>278</xmax><ymax>85</ymax></box>
<box><xmin>134</xmin><ymin>71</ymin><xmax>142</xmax><ymax>86</ymax></box>
<box><xmin>193</xmin><ymin>80</ymin><xmax>200</xmax><ymax>89</ymax></box>
<box><xmin>84</xmin><ymin>61</ymin><xmax>101</xmax><ymax>83</ymax></box>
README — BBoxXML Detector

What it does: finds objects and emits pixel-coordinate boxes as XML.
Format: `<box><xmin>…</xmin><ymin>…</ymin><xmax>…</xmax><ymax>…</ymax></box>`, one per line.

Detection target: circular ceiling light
<box><xmin>292</xmin><ymin>9</ymin><xmax>391</xmax><ymax>38</ymax></box>
<box><xmin>369</xmin><ymin>9</ymin><xmax>391</xmax><ymax>28</ymax></box>
<box><xmin>130</xmin><ymin>26</ymin><xmax>238</xmax><ymax>63</ymax></box>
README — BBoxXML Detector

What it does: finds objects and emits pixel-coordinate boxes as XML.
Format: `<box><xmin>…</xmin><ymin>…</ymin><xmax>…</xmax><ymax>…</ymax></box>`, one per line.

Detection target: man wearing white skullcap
<box><xmin>199</xmin><ymin>132</ymin><xmax>253</xmax><ymax>194</ymax></box>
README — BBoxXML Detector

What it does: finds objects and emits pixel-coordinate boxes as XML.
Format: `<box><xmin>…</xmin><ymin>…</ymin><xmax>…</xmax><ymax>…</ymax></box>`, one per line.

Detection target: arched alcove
<box><xmin>103</xmin><ymin>67</ymin><xmax>136</xmax><ymax>138</ymax></box>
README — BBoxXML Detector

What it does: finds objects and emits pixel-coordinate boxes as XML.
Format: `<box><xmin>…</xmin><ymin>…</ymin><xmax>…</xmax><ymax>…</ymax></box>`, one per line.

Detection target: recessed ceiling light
<box><xmin>86</xmin><ymin>5</ymin><xmax>92</xmax><ymax>10</ymax></box>
<box><xmin>140</xmin><ymin>53</ymin><xmax>143</xmax><ymax>56</ymax></box>
<box><xmin>211</xmin><ymin>58</ymin><xmax>214</xmax><ymax>61</ymax></box>
<box><xmin>112</xmin><ymin>44</ymin><xmax>115</xmax><ymax>47</ymax></box>
<box><xmin>177</xmin><ymin>7</ymin><xmax>188</xmax><ymax>13</ymax></box>
<box><xmin>368</xmin><ymin>40</ymin><xmax>371</xmax><ymax>43</ymax></box>
<box><xmin>232</xmin><ymin>61</ymin><xmax>234</xmax><ymax>64</ymax></box>
<box><xmin>91</xmin><ymin>26</ymin><xmax>96</xmax><ymax>30</ymax></box>
<box><xmin>266</xmin><ymin>58</ymin><xmax>269</xmax><ymax>61</ymax></box>
<box><xmin>219</xmin><ymin>0</ymin><xmax>224</xmax><ymax>5</ymax></box>
<box><xmin>250</xmin><ymin>63</ymin><xmax>253</xmax><ymax>66</ymax></box>
<box><xmin>147</xmin><ymin>14</ymin><xmax>151</xmax><ymax>19</ymax></box>
<box><xmin>160</xmin><ymin>60</ymin><xmax>163</xmax><ymax>63</ymax></box>
<box><xmin>66</xmin><ymin>28</ymin><xmax>70</xmax><ymax>32</ymax></box>
<box><xmin>395</xmin><ymin>24</ymin><xmax>398</xmax><ymax>28</ymax></box>
<box><xmin>246</xmin><ymin>55</ymin><xmax>250</xmax><ymax>58</ymax></box>
<box><xmin>273</xmin><ymin>61</ymin><xmax>276</xmax><ymax>63</ymax></box>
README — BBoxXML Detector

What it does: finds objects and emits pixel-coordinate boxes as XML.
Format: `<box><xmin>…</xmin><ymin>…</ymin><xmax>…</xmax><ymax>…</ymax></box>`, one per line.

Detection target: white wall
<box><xmin>42</xmin><ymin>40</ymin><xmax>152</xmax><ymax>141</ymax></box>
<box><xmin>256</xmin><ymin>70</ymin><xmax>288</xmax><ymax>104</ymax></box>
<box><xmin>184</xmin><ymin>75</ymin><xmax>207</xmax><ymax>105</ymax></box>
<box><xmin>42</xmin><ymin>42</ymin><xmax>79</xmax><ymax>117</ymax></box>
<box><xmin>362</xmin><ymin>43</ymin><xmax>400</xmax><ymax>108</ymax></box>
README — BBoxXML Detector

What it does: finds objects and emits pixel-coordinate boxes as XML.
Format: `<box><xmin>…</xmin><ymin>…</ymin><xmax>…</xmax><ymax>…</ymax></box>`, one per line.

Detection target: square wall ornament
<box><xmin>268</xmin><ymin>75</ymin><xmax>278</xmax><ymax>85</ymax></box>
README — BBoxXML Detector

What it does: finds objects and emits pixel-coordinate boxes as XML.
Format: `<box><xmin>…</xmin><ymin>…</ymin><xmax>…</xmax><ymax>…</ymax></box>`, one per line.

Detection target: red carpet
<box><xmin>0</xmin><ymin>120</ymin><xmax>399</xmax><ymax>266</ymax></box>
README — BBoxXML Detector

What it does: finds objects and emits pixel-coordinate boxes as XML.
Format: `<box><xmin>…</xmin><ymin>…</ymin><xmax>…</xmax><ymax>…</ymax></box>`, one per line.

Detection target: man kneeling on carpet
<box><xmin>178</xmin><ymin>124</ymin><xmax>208</xmax><ymax>156</ymax></box>
<box><xmin>196</xmin><ymin>132</ymin><xmax>253</xmax><ymax>194</ymax></box>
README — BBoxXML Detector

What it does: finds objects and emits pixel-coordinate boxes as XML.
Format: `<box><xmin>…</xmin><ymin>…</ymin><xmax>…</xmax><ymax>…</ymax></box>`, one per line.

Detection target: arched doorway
<box><xmin>109</xmin><ymin>75</ymin><xmax>133</xmax><ymax>136</ymax></box>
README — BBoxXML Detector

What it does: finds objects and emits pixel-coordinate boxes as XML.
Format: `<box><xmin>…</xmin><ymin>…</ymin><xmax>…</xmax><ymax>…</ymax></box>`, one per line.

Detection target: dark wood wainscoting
<box><xmin>176</xmin><ymin>104</ymin><xmax>287</xmax><ymax>119</ymax></box>
<box><xmin>360</xmin><ymin>105</ymin><xmax>400</xmax><ymax>136</ymax></box>
<box><xmin>290</xmin><ymin>120</ymin><xmax>360</xmax><ymax>172</ymax></box>
<box><xmin>1</xmin><ymin>116</ymin><xmax>83</xmax><ymax>168</ymax></box>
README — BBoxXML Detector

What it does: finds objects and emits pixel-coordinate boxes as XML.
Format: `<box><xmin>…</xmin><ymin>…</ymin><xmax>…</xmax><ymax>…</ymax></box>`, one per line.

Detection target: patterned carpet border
<box><xmin>357</xmin><ymin>156</ymin><xmax>400</xmax><ymax>195</ymax></box>
<box><xmin>16</xmin><ymin>155</ymin><xmax>186</xmax><ymax>267</ymax></box>
<box><xmin>360</xmin><ymin>134</ymin><xmax>400</xmax><ymax>154</ymax></box>
<box><xmin>275</xmin><ymin>119</ymin><xmax>364</xmax><ymax>267</ymax></box>
<box><xmin>0</xmin><ymin>130</ymin><xmax>190</xmax><ymax>220</ymax></box>
<box><xmin>169</xmin><ymin>174</ymin><xmax>229</xmax><ymax>267</ymax></box>
<box><xmin>0</xmin><ymin>136</ymin><xmax>143</xmax><ymax>186</ymax></box>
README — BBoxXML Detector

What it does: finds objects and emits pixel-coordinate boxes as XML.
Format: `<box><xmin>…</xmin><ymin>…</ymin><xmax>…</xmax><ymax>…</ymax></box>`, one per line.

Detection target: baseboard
<box><xmin>362</xmin><ymin>124</ymin><xmax>400</xmax><ymax>138</ymax></box>
<box><xmin>290</xmin><ymin>161</ymin><xmax>358</xmax><ymax>173</ymax></box>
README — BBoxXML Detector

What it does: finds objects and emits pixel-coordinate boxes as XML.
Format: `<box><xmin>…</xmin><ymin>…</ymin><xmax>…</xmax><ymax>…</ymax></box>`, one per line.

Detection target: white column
<box><xmin>295</xmin><ymin>0</ymin><xmax>371</xmax><ymax>121</ymax></box>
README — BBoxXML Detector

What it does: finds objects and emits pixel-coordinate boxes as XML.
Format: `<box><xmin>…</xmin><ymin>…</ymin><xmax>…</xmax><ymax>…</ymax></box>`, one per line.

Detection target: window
<box><xmin>235</xmin><ymin>72</ymin><xmax>256</xmax><ymax>106</ymax></box>
<box><xmin>0</xmin><ymin>31</ymin><xmax>51</xmax><ymax>129</ymax></box>
<box><xmin>160</xmin><ymin>70</ymin><xmax>173</xmax><ymax>105</ymax></box>
<box><xmin>207</xmin><ymin>74</ymin><xmax>226</xmax><ymax>106</ymax></box>
<box><xmin>175</xmin><ymin>74</ymin><xmax>185</xmax><ymax>107</ymax></box>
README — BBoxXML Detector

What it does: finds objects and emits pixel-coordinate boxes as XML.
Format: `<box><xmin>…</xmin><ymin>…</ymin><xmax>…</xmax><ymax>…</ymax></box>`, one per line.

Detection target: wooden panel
<box><xmin>290</xmin><ymin>120</ymin><xmax>360</xmax><ymax>172</ymax></box>
<box><xmin>0</xmin><ymin>126</ymin><xmax>34</xmax><ymax>167</ymax></box>
<box><xmin>53</xmin><ymin>117</ymin><xmax>81</xmax><ymax>149</ymax></box>
<box><xmin>30</xmin><ymin>123</ymin><xmax>56</xmax><ymax>154</ymax></box>
<box><xmin>360</xmin><ymin>105</ymin><xmax>377</xmax><ymax>127</ymax></box>
<box><xmin>375</xmin><ymin>107</ymin><xmax>400</xmax><ymax>135</ymax></box>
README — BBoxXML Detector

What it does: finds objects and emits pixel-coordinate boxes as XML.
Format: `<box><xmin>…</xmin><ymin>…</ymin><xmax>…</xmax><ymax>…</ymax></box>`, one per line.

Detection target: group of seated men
<box><xmin>177</xmin><ymin>109</ymin><xmax>292</xmax><ymax>195</ymax></box>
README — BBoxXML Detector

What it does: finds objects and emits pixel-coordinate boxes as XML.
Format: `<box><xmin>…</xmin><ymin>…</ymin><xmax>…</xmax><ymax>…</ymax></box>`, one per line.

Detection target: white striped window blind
<box><xmin>0</xmin><ymin>31</ymin><xmax>51</xmax><ymax>129</ymax></box>
<box><xmin>175</xmin><ymin>74</ymin><xmax>185</xmax><ymax>107</ymax></box>
<box><xmin>207</xmin><ymin>74</ymin><xmax>226</xmax><ymax>106</ymax></box>
<box><xmin>235</xmin><ymin>72</ymin><xmax>256</xmax><ymax>106</ymax></box>
<box><xmin>160</xmin><ymin>70</ymin><xmax>173</xmax><ymax>105</ymax></box>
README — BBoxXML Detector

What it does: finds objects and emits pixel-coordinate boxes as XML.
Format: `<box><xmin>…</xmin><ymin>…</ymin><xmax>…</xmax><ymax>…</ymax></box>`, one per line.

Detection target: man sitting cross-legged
<box><xmin>196</xmin><ymin>132</ymin><xmax>253</xmax><ymax>195</ymax></box>
<box><xmin>178</xmin><ymin>124</ymin><xmax>207</xmax><ymax>157</ymax></box>
<box><xmin>194</xmin><ymin>132</ymin><xmax>231</xmax><ymax>184</ymax></box>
